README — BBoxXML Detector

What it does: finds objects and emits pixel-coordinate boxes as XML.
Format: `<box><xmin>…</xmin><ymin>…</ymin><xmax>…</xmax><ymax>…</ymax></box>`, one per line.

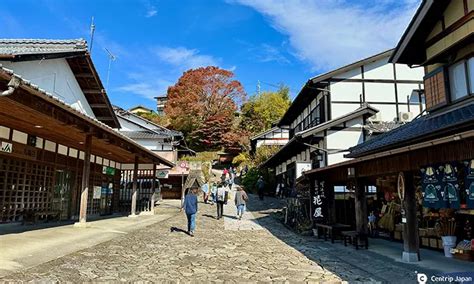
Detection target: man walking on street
<box><xmin>215</xmin><ymin>182</ymin><xmax>228</xmax><ymax>219</ymax></box>
<box><xmin>257</xmin><ymin>176</ymin><xmax>265</xmax><ymax>201</ymax></box>
<box><xmin>182</xmin><ymin>187</ymin><xmax>198</xmax><ymax>237</ymax></box>
<box><xmin>234</xmin><ymin>186</ymin><xmax>248</xmax><ymax>220</ymax></box>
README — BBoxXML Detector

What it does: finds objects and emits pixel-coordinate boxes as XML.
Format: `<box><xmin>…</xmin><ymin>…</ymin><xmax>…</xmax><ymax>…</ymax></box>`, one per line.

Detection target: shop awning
<box><xmin>0</xmin><ymin>66</ymin><xmax>174</xmax><ymax>167</ymax></box>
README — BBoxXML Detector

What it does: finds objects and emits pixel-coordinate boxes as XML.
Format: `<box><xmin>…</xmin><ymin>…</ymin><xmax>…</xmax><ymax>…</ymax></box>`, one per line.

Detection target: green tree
<box><xmin>240</xmin><ymin>85</ymin><xmax>291</xmax><ymax>135</ymax></box>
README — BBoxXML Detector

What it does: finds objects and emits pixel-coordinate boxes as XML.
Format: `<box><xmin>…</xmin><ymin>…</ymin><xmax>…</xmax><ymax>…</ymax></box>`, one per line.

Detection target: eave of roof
<box><xmin>298</xmin><ymin>104</ymin><xmax>378</xmax><ymax>139</ymax></box>
<box><xmin>250</xmin><ymin>126</ymin><xmax>282</xmax><ymax>141</ymax></box>
<box><xmin>0</xmin><ymin>66</ymin><xmax>174</xmax><ymax>168</ymax></box>
<box><xmin>347</xmin><ymin>100</ymin><xmax>474</xmax><ymax>158</ymax></box>
<box><xmin>0</xmin><ymin>38</ymin><xmax>120</xmax><ymax>128</ymax></box>
<box><xmin>389</xmin><ymin>0</ymin><xmax>450</xmax><ymax>65</ymax></box>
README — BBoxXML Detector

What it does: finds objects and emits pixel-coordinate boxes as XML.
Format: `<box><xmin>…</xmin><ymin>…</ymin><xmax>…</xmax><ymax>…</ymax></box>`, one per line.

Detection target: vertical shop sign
<box><xmin>464</xmin><ymin>159</ymin><xmax>474</xmax><ymax>209</ymax></box>
<box><xmin>312</xmin><ymin>180</ymin><xmax>326</xmax><ymax>223</ymax></box>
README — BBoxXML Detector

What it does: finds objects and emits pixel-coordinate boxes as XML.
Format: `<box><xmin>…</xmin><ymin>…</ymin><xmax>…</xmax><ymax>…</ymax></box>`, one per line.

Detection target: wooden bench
<box><xmin>315</xmin><ymin>223</ymin><xmax>352</xmax><ymax>243</ymax></box>
<box><xmin>342</xmin><ymin>230</ymin><xmax>369</xmax><ymax>250</ymax></box>
<box><xmin>22</xmin><ymin>211</ymin><xmax>60</xmax><ymax>225</ymax></box>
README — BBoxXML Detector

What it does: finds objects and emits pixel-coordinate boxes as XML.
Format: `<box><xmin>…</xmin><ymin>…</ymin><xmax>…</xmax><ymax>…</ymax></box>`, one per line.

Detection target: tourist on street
<box><xmin>182</xmin><ymin>187</ymin><xmax>198</xmax><ymax>237</ymax></box>
<box><xmin>234</xmin><ymin>186</ymin><xmax>248</xmax><ymax>220</ymax></box>
<box><xmin>256</xmin><ymin>176</ymin><xmax>265</xmax><ymax>200</ymax></box>
<box><xmin>215</xmin><ymin>182</ymin><xmax>228</xmax><ymax>219</ymax></box>
<box><xmin>201</xmin><ymin>181</ymin><xmax>209</xmax><ymax>204</ymax></box>
<box><xmin>209</xmin><ymin>182</ymin><xmax>217</xmax><ymax>205</ymax></box>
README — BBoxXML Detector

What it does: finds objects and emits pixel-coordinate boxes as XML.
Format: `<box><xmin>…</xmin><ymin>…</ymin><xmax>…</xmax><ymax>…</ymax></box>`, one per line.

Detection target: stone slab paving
<box><xmin>0</xmin><ymin>193</ymin><xmax>441</xmax><ymax>283</ymax></box>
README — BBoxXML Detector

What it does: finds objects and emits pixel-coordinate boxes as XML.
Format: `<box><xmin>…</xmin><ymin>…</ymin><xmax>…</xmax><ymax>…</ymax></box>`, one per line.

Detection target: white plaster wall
<box><xmin>397</xmin><ymin>83</ymin><xmax>422</xmax><ymax>103</ymax></box>
<box><xmin>326</xmin><ymin>129</ymin><xmax>363</xmax><ymax>151</ymax></box>
<box><xmin>327</xmin><ymin>152</ymin><xmax>350</xmax><ymax>165</ymax></box>
<box><xmin>332</xmin><ymin>67</ymin><xmax>362</xmax><ymax>79</ymax></box>
<box><xmin>296</xmin><ymin>162</ymin><xmax>311</xmax><ymax>178</ymax></box>
<box><xmin>331</xmin><ymin>103</ymin><xmax>360</xmax><ymax>119</ymax></box>
<box><xmin>363</xmin><ymin>58</ymin><xmax>394</xmax><ymax>80</ymax></box>
<box><xmin>0</xmin><ymin>59</ymin><xmax>95</xmax><ymax>117</ymax></box>
<box><xmin>370</xmin><ymin>104</ymin><xmax>398</xmax><ymax>121</ymax></box>
<box><xmin>365</xmin><ymin>83</ymin><xmax>396</xmax><ymax>103</ymax></box>
<box><xmin>330</xmin><ymin>81</ymin><xmax>363</xmax><ymax>102</ymax></box>
<box><xmin>346</xmin><ymin>117</ymin><xmax>364</xmax><ymax>127</ymax></box>
<box><xmin>395</xmin><ymin>64</ymin><xmax>425</xmax><ymax>81</ymax></box>
<box><xmin>117</xmin><ymin>118</ymin><xmax>141</xmax><ymax>131</ymax></box>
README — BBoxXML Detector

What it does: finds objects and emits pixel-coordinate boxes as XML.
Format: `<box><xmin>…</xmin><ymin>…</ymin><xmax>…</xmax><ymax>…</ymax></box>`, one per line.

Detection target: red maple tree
<box><xmin>165</xmin><ymin>66</ymin><xmax>246</xmax><ymax>151</ymax></box>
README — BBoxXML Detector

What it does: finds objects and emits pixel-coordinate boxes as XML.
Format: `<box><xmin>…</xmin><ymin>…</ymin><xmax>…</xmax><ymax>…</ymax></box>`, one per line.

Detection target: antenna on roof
<box><xmin>104</xmin><ymin>48</ymin><xmax>117</xmax><ymax>90</ymax></box>
<box><xmin>257</xmin><ymin>80</ymin><xmax>261</xmax><ymax>95</ymax></box>
<box><xmin>89</xmin><ymin>17</ymin><xmax>96</xmax><ymax>54</ymax></box>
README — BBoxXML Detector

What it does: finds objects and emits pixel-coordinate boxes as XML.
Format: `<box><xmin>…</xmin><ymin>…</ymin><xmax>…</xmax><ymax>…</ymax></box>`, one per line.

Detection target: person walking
<box><xmin>234</xmin><ymin>186</ymin><xmax>248</xmax><ymax>220</ymax></box>
<box><xmin>215</xmin><ymin>182</ymin><xmax>228</xmax><ymax>220</ymax></box>
<box><xmin>256</xmin><ymin>176</ymin><xmax>265</xmax><ymax>201</ymax></box>
<box><xmin>201</xmin><ymin>182</ymin><xmax>209</xmax><ymax>204</ymax></box>
<box><xmin>182</xmin><ymin>187</ymin><xmax>198</xmax><ymax>237</ymax></box>
<box><xmin>209</xmin><ymin>182</ymin><xmax>217</xmax><ymax>205</ymax></box>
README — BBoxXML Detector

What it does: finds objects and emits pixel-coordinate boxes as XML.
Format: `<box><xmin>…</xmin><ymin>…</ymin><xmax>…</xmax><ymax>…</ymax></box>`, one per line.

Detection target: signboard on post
<box><xmin>312</xmin><ymin>180</ymin><xmax>327</xmax><ymax>223</ymax></box>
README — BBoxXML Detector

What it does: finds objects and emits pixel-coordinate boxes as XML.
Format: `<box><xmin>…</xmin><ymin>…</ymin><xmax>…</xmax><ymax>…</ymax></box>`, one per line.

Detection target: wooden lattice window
<box><xmin>424</xmin><ymin>68</ymin><xmax>447</xmax><ymax>110</ymax></box>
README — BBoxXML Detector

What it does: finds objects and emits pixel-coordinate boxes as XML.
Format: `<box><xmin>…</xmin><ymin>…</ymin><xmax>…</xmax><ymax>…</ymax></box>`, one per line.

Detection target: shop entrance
<box><xmin>52</xmin><ymin>170</ymin><xmax>73</xmax><ymax>220</ymax></box>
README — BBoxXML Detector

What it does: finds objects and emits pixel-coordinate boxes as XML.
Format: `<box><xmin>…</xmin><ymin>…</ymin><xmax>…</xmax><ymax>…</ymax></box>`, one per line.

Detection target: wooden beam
<box><xmin>78</xmin><ymin>134</ymin><xmax>92</xmax><ymax>224</ymax></box>
<box><xmin>75</xmin><ymin>73</ymin><xmax>95</xmax><ymax>78</ymax></box>
<box><xmin>90</xmin><ymin>104</ymin><xmax>109</xmax><ymax>108</ymax></box>
<box><xmin>354</xmin><ymin>179</ymin><xmax>367</xmax><ymax>236</ymax></box>
<box><xmin>130</xmin><ymin>156</ymin><xmax>139</xmax><ymax>217</ymax></box>
<box><xmin>82</xmin><ymin>89</ymin><xmax>103</xmax><ymax>94</ymax></box>
<box><xmin>96</xmin><ymin>116</ymin><xmax>114</xmax><ymax>121</ymax></box>
<box><xmin>402</xmin><ymin>172</ymin><xmax>420</xmax><ymax>262</ymax></box>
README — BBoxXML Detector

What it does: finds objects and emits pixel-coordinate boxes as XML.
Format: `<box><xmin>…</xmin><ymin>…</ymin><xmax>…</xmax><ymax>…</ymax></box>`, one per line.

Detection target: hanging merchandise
<box><xmin>464</xmin><ymin>159</ymin><xmax>474</xmax><ymax>209</ymax></box>
<box><xmin>421</xmin><ymin>165</ymin><xmax>446</xmax><ymax>209</ymax></box>
<box><xmin>442</xmin><ymin>163</ymin><xmax>460</xmax><ymax>209</ymax></box>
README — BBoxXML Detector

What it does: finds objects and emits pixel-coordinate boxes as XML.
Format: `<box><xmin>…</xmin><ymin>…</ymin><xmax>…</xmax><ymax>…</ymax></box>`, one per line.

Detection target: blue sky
<box><xmin>0</xmin><ymin>0</ymin><xmax>420</xmax><ymax>110</ymax></box>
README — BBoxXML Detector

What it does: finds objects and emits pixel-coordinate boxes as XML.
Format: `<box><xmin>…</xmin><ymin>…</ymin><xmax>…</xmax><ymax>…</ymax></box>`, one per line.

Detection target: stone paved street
<box><xmin>0</xmin><ymin>190</ymin><xmax>440</xmax><ymax>283</ymax></box>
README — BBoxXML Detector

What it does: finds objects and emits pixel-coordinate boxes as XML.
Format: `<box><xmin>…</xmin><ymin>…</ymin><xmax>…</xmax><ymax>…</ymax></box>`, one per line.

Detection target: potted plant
<box><xmin>436</xmin><ymin>218</ymin><xmax>457</xmax><ymax>257</ymax></box>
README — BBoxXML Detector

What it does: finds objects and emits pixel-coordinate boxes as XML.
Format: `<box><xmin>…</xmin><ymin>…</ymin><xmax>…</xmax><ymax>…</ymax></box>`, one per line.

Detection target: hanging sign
<box><xmin>1</xmin><ymin>141</ymin><xmax>12</xmax><ymax>153</ymax></box>
<box><xmin>156</xmin><ymin>170</ymin><xmax>169</xmax><ymax>179</ymax></box>
<box><xmin>93</xmin><ymin>186</ymin><xmax>101</xmax><ymax>199</ymax></box>
<box><xmin>312</xmin><ymin>180</ymin><xmax>326</xmax><ymax>223</ymax></box>
<box><xmin>442</xmin><ymin>163</ymin><xmax>460</xmax><ymax>209</ymax></box>
<box><xmin>102</xmin><ymin>166</ymin><xmax>116</xmax><ymax>176</ymax></box>
<box><xmin>464</xmin><ymin>159</ymin><xmax>474</xmax><ymax>209</ymax></box>
<box><xmin>420</xmin><ymin>165</ymin><xmax>445</xmax><ymax>208</ymax></box>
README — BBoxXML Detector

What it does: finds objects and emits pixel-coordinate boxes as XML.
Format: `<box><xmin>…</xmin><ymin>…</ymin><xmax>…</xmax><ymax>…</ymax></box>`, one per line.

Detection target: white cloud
<box><xmin>116</xmin><ymin>79</ymin><xmax>172</xmax><ymax>100</ymax></box>
<box><xmin>153</xmin><ymin>46</ymin><xmax>220</xmax><ymax>70</ymax></box>
<box><xmin>230</xmin><ymin>0</ymin><xmax>420</xmax><ymax>71</ymax></box>
<box><xmin>146</xmin><ymin>7</ymin><xmax>157</xmax><ymax>17</ymax></box>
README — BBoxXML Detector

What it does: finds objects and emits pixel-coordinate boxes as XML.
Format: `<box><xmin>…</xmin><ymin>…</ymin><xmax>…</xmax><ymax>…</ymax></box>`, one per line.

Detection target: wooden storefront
<box><xmin>0</xmin><ymin>67</ymin><xmax>173</xmax><ymax>225</ymax></box>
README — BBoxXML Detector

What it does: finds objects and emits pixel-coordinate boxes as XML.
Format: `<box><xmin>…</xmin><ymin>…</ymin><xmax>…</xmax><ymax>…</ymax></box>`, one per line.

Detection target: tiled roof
<box><xmin>0</xmin><ymin>65</ymin><xmax>174</xmax><ymax>167</ymax></box>
<box><xmin>347</xmin><ymin>102</ymin><xmax>474</xmax><ymax>158</ymax></box>
<box><xmin>0</xmin><ymin>39</ymin><xmax>87</xmax><ymax>56</ymax></box>
<box><xmin>121</xmin><ymin>130</ymin><xmax>170</xmax><ymax>139</ymax></box>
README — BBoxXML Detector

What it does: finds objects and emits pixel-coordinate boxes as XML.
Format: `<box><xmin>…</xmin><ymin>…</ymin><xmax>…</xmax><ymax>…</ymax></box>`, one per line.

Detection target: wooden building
<box><xmin>0</xmin><ymin>39</ymin><xmax>173</xmax><ymax>224</ymax></box>
<box><xmin>250</xmin><ymin>126</ymin><xmax>289</xmax><ymax>154</ymax></box>
<box><xmin>263</xmin><ymin>50</ymin><xmax>425</xmax><ymax>188</ymax></box>
<box><xmin>302</xmin><ymin>0</ymin><xmax>474</xmax><ymax>262</ymax></box>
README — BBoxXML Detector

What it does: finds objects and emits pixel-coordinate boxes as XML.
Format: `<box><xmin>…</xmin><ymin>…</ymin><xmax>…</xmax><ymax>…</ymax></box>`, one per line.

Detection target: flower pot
<box><xmin>441</xmin><ymin>236</ymin><xmax>457</xmax><ymax>257</ymax></box>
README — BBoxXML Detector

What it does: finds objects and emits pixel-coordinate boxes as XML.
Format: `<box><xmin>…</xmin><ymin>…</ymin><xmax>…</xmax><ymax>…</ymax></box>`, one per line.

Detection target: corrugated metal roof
<box><xmin>347</xmin><ymin>102</ymin><xmax>474</xmax><ymax>158</ymax></box>
<box><xmin>0</xmin><ymin>39</ymin><xmax>87</xmax><ymax>56</ymax></box>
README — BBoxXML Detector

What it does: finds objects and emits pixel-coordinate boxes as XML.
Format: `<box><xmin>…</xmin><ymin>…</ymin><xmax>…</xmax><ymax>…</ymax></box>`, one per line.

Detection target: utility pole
<box><xmin>104</xmin><ymin>48</ymin><xmax>117</xmax><ymax>90</ymax></box>
<box><xmin>89</xmin><ymin>17</ymin><xmax>96</xmax><ymax>54</ymax></box>
<box><xmin>257</xmin><ymin>80</ymin><xmax>261</xmax><ymax>95</ymax></box>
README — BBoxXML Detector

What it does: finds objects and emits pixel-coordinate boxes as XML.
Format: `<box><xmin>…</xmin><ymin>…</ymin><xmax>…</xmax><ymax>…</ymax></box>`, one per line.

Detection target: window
<box><xmin>468</xmin><ymin>57</ymin><xmax>474</xmax><ymax>94</ymax></box>
<box><xmin>449</xmin><ymin>61</ymin><xmax>468</xmax><ymax>101</ymax></box>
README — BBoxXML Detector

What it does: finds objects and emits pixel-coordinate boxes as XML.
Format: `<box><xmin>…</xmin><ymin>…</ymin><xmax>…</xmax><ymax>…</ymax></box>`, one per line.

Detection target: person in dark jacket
<box><xmin>182</xmin><ymin>187</ymin><xmax>198</xmax><ymax>236</ymax></box>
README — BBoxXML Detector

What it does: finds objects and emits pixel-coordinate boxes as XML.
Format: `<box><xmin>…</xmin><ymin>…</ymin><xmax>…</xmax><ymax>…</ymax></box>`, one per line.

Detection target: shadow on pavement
<box><xmin>170</xmin><ymin>226</ymin><xmax>189</xmax><ymax>235</ymax></box>
<box><xmin>202</xmin><ymin>214</ymin><xmax>216</xmax><ymax>219</ymax></box>
<box><xmin>245</xmin><ymin>194</ymin><xmax>443</xmax><ymax>283</ymax></box>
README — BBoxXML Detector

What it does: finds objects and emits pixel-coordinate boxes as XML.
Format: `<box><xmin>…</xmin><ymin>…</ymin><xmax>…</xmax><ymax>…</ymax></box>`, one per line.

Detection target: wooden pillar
<box><xmin>354</xmin><ymin>179</ymin><xmax>368</xmax><ymax>235</ymax></box>
<box><xmin>402</xmin><ymin>172</ymin><xmax>420</xmax><ymax>262</ymax></box>
<box><xmin>130</xmin><ymin>156</ymin><xmax>139</xmax><ymax>217</ymax></box>
<box><xmin>78</xmin><ymin>134</ymin><xmax>92</xmax><ymax>224</ymax></box>
<box><xmin>150</xmin><ymin>164</ymin><xmax>157</xmax><ymax>215</ymax></box>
